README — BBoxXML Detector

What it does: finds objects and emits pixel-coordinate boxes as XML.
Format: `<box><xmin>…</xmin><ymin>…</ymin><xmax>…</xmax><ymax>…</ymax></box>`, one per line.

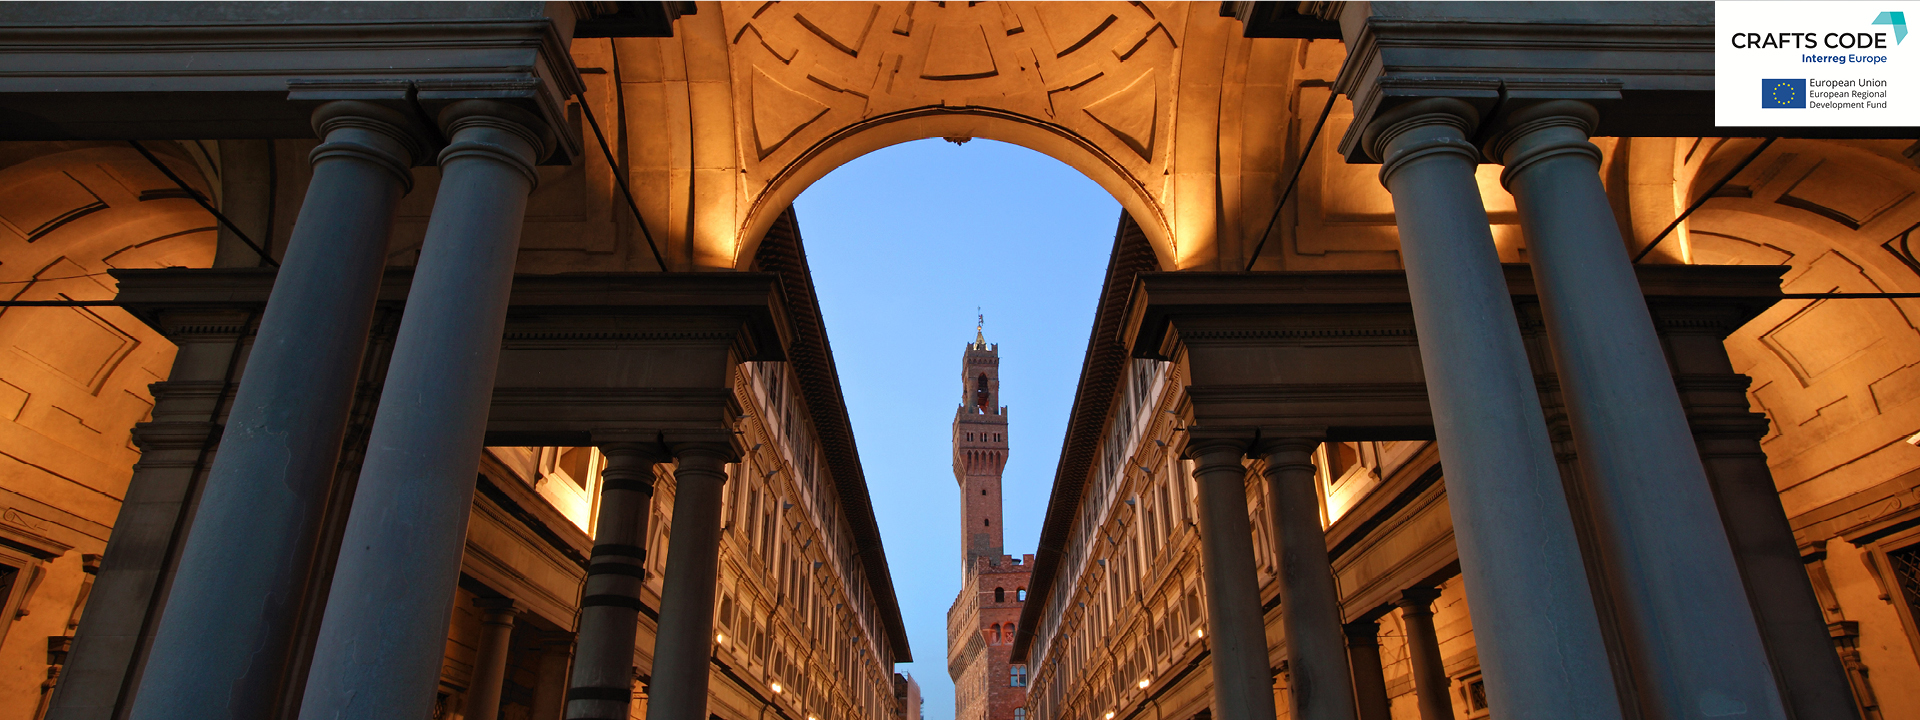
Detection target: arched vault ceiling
<box><xmin>1684</xmin><ymin>139</ymin><xmax>1920</xmax><ymax>517</ymax></box>
<box><xmin>613</xmin><ymin>1</ymin><xmax>1288</xmax><ymax>272</ymax></box>
<box><xmin>0</xmin><ymin>143</ymin><xmax>215</xmax><ymax>529</ymax></box>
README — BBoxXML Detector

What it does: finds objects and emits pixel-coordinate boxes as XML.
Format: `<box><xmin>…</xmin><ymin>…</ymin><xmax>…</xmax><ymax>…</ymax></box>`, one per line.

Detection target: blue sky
<box><xmin>792</xmin><ymin>138</ymin><xmax>1120</xmax><ymax>720</ymax></box>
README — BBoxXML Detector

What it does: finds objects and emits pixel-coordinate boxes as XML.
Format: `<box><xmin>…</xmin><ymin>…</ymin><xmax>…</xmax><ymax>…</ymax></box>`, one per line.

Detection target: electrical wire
<box><xmin>1631</xmin><ymin>137</ymin><xmax>1777</xmax><ymax>264</ymax></box>
<box><xmin>126</xmin><ymin>140</ymin><xmax>279</xmax><ymax>268</ymax></box>
<box><xmin>1245</xmin><ymin>90</ymin><xmax>1340</xmax><ymax>271</ymax></box>
<box><xmin>574</xmin><ymin>73</ymin><xmax>670</xmax><ymax>272</ymax></box>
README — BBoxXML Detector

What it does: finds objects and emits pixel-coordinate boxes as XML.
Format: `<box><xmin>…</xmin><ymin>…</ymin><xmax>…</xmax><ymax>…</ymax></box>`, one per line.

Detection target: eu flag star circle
<box><xmin>1761</xmin><ymin>78</ymin><xmax>1806</xmax><ymax>108</ymax></box>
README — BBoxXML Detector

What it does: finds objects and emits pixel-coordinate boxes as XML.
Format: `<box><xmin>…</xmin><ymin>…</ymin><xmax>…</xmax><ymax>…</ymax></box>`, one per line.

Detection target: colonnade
<box><xmin>1339</xmin><ymin>587</ymin><xmax>1451</xmax><ymax>720</ymax></box>
<box><xmin>1173</xmin><ymin>98</ymin><xmax>1853</xmax><ymax>720</ymax></box>
<box><xmin>104</xmin><ymin>99</ymin><xmax>745</xmax><ymax>720</ymax></box>
<box><xmin>58</xmin><ymin>95</ymin><xmax>1851</xmax><ymax>720</ymax></box>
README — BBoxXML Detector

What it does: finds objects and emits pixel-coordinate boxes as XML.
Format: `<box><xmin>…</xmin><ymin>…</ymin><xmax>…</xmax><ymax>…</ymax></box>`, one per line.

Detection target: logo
<box><xmin>1762</xmin><ymin>78</ymin><xmax>1807</xmax><ymax>107</ymax></box>
<box><xmin>1874</xmin><ymin>11</ymin><xmax>1907</xmax><ymax>43</ymax></box>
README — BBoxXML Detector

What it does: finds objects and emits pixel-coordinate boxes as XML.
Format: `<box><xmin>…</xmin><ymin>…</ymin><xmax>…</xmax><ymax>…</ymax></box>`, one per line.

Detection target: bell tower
<box><xmin>953</xmin><ymin>314</ymin><xmax>1008</xmax><ymax>565</ymax></box>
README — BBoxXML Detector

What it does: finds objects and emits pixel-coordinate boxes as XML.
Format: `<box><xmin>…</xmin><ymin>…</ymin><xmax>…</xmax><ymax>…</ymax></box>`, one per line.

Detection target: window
<box><xmin>1156</xmin><ymin>484</ymin><xmax>1173</xmax><ymax>549</ymax></box>
<box><xmin>1872</xmin><ymin>531</ymin><xmax>1920</xmax><ymax>659</ymax></box>
<box><xmin>1017</xmin><ymin>587</ymin><xmax>1027</xmax><ymax>601</ymax></box>
<box><xmin>996</xmin><ymin>587</ymin><xmax>1006</xmax><ymax>603</ymax></box>
<box><xmin>1011</xmin><ymin>665</ymin><xmax>1028</xmax><ymax>687</ymax></box>
<box><xmin>1016</xmin><ymin>709</ymin><xmax>1026</xmax><ymax>720</ymax></box>
<box><xmin>1455</xmin><ymin>671</ymin><xmax>1490</xmax><ymax>719</ymax></box>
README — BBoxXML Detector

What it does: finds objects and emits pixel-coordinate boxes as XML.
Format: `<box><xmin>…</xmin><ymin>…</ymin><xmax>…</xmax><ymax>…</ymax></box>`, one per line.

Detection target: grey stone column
<box><xmin>1184</xmin><ymin>436</ymin><xmax>1277</xmax><ymax>720</ymax></box>
<box><xmin>1343</xmin><ymin>621</ymin><xmax>1391</xmax><ymax>720</ymax></box>
<box><xmin>1360</xmin><ymin>98</ymin><xmax>1620</xmax><ymax>720</ymax></box>
<box><xmin>49</xmin><ymin>312</ymin><xmax>255</xmax><ymax>720</ymax></box>
<box><xmin>644</xmin><ymin>441</ymin><xmax>739</xmax><ymax>720</ymax></box>
<box><xmin>1254</xmin><ymin>436</ymin><xmax>1355</xmax><ymax>720</ymax></box>
<box><xmin>568</xmin><ymin>443</ymin><xmax>666</xmax><ymax>720</ymax></box>
<box><xmin>1394</xmin><ymin>589</ymin><xmax>1452</xmax><ymax>720</ymax></box>
<box><xmin>1488</xmin><ymin>100</ymin><xmax>1787</xmax><ymax>720</ymax></box>
<box><xmin>126</xmin><ymin>101</ymin><xmax>426</xmax><ymax>720</ymax></box>
<box><xmin>296</xmin><ymin>99</ymin><xmax>555</xmax><ymax>720</ymax></box>
<box><xmin>467</xmin><ymin>598</ymin><xmax>521</xmax><ymax>720</ymax></box>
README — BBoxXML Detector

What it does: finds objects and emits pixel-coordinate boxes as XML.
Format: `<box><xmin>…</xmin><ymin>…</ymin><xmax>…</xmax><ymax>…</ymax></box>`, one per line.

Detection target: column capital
<box><xmin>434</xmin><ymin>99</ymin><xmax>557</xmax><ymax>188</ymax></box>
<box><xmin>599</xmin><ymin>441</ymin><xmax>671</xmax><ymax>464</ymax></box>
<box><xmin>599</xmin><ymin>442</ymin><xmax>667</xmax><ymax>496</ymax></box>
<box><xmin>1250</xmin><ymin>429</ymin><xmax>1324</xmax><ymax>461</ymax></box>
<box><xmin>1343</xmin><ymin>620</ymin><xmax>1381</xmax><ymax>643</ymax></box>
<box><xmin>1483</xmin><ymin>100</ymin><xmax>1604</xmax><ymax>191</ymax></box>
<box><xmin>308</xmin><ymin>100</ymin><xmax>434</xmax><ymax>193</ymax></box>
<box><xmin>1393</xmin><ymin>586</ymin><xmax>1442</xmax><ymax>614</ymax></box>
<box><xmin>1182</xmin><ymin>429</ymin><xmax>1251</xmax><ymax>464</ymax></box>
<box><xmin>668</xmin><ymin>441</ymin><xmax>744</xmax><ymax>466</ymax></box>
<box><xmin>1359</xmin><ymin>98</ymin><xmax>1485</xmax><ymax>187</ymax></box>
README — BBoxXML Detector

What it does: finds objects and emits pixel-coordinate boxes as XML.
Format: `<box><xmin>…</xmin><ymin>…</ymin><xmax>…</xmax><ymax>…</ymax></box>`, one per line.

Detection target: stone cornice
<box><xmin>1329</xmin><ymin>2</ymin><xmax>1717</xmax><ymax>161</ymax></box>
<box><xmin>752</xmin><ymin>209</ymin><xmax>912</xmax><ymax>662</ymax></box>
<box><xmin>0</xmin><ymin>5</ymin><xmax>587</xmax><ymax>160</ymax></box>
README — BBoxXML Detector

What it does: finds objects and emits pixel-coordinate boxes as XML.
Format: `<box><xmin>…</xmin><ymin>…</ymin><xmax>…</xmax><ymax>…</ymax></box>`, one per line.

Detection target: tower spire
<box><xmin>954</xmin><ymin>329</ymin><xmax>1006</xmax><ymax>565</ymax></box>
<box><xmin>975</xmin><ymin>308</ymin><xmax>985</xmax><ymax>347</ymax></box>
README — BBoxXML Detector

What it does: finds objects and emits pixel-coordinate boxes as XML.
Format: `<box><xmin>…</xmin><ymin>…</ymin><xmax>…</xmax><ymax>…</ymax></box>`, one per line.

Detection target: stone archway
<box><xmin>606</xmin><ymin>1</ymin><xmax>1301</xmax><ymax>273</ymax></box>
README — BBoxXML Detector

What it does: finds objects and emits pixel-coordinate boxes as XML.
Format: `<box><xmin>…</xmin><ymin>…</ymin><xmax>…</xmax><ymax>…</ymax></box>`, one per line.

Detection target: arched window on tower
<box><xmin>995</xmin><ymin>587</ymin><xmax>1006</xmax><ymax>602</ymax></box>
<box><xmin>1017</xmin><ymin>587</ymin><xmax>1027</xmax><ymax>601</ymax></box>
<box><xmin>975</xmin><ymin>373</ymin><xmax>990</xmax><ymax>411</ymax></box>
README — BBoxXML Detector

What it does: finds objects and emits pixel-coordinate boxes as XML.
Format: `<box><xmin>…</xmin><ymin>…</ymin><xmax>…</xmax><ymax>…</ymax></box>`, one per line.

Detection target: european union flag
<box><xmin>1763</xmin><ymin>79</ymin><xmax>1805</xmax><ymax>108</ymax></box>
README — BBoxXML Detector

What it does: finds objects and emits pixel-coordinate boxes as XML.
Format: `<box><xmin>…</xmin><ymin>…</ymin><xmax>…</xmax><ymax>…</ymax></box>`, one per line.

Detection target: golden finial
<box><xmin>976</xmin><ymin>309</ymin><xmax>985</xmax><ymax>347</ymax></box>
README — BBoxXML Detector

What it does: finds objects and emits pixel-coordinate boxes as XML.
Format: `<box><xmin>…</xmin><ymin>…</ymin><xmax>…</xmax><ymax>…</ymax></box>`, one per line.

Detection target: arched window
<box><xmin>1017</xmin><ymin>587</ymin><xmax>1027</xmax><ymax>601</ymax></box>
<box><xmin>1016</xmin><ymin>709</ymin><xmax>1027</xmax><ymax>720</ymax></box>
<box><xmin>995</xmin><ymin>587</ymin><xmax>1006</xmax><ymax>602</ymax></box>
<box><xmin>990</xmin><ymin>624</ymin><xmax>1001</xmax><ymax>643</ymax></box>
<box><xmin>1010</xmin><ymin>665</ymin><xmax>1027</xmax><ymax>687</ymax></box>
<box><xmin>975</xmin><ymin>373</ymin><xmax>990</xmax><ymax>410</ymax></box>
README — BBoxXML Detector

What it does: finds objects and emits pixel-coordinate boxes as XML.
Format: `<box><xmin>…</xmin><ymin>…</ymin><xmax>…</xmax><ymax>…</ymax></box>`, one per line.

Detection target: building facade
<box><xmin>947</xmin><ymin>330</ymin><xmax>1033</xmax><ymax>720</ymax></box>
<box><xmin>1009</xmin><ymin>9</ymin><xmax>1920</xmax><ymax>719</ymax></box>
<box><xmin>0</xmin><ymin>3</ymin><xmax>1914</xmax><ymax>720</ymax></box>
